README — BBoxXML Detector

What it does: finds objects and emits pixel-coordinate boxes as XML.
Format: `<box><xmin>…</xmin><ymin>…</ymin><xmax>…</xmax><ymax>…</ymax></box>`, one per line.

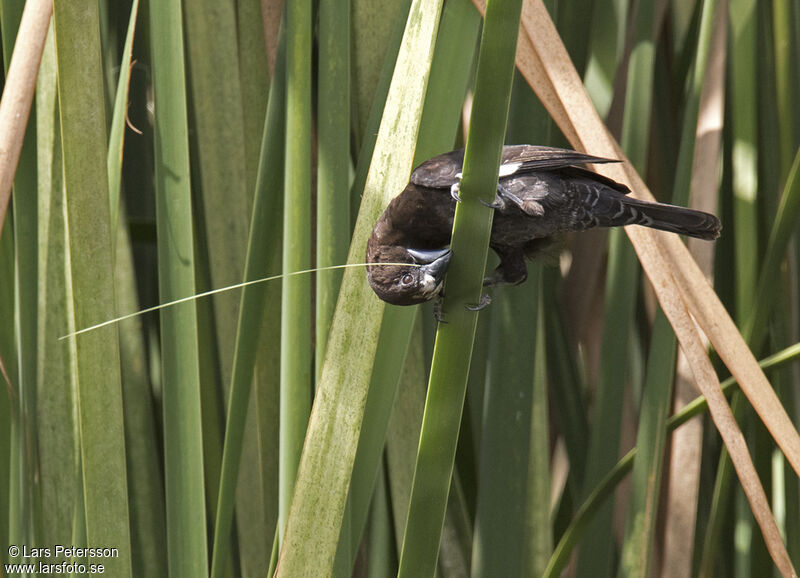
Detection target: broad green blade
<box><xmin>36</xmin><ymin>24</ymin><xmax>77</xmax><ymax>567</ymax></box>
<box><xmin>148</xmin><ymin>0</ymin><xmax>208</xmax><ymax>574</ymax></box>
<box><xmin>279</xmin><ymin>0</ymin><xmax>313</xmax><ymax>542</ymax></box>
<box><xmin>53</xmin><ymin>0</ymin><xmax>132</xmax><ymax>574</ymax></box>
<box><xmin>316</xmin><ymin>0</ymin><xmax>351</xmax><ymax>382</ymax></box>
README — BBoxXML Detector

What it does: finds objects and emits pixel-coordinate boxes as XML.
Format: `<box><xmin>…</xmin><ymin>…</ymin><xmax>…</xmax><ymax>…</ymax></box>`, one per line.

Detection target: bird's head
<box><xmin>366</xmin><ymin>245</ymin><xmax>452</xmax><ymax>306</ymax></box>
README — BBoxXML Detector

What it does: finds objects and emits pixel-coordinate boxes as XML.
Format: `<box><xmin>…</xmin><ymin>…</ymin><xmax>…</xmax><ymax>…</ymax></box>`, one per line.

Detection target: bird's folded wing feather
<box><xmin>498</xmin><ymin>145</ymin><xmax>619</xmax><ymax>175</ymax></box>
<box><xmin>410</xmin><ymin>145</ymin><xmax>619</xmax><ymax>189</ymax></box>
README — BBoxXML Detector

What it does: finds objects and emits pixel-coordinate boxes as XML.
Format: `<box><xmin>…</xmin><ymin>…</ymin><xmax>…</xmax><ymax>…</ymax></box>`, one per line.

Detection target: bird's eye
<box><xmin>401</xmin><ymin>273</ymin><xmax>414</xmax><ymax>286</ymax></box>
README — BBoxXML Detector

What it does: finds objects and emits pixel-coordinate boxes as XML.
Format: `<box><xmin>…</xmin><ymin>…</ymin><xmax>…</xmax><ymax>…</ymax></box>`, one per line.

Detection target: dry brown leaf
<box><xmin>469</xmin><ymin>0</ymin><xmax>799</xmax><ymax>573</ymax></box>
<box><xmin>0</xmin><ymin>0</ymin><xmax>52</xmax><ymax>236</ymax></box>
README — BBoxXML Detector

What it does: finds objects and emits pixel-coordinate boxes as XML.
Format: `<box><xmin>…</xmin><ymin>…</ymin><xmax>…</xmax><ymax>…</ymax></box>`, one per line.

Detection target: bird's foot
<box><xmin>450</xmin><ymin>172</ymin><xmax>463</xmax><ymax>202</ymax></box>
<box><xmin>480</xmin><ymin>198</ymin><xmax>503</xmax><ymax>210</ymax></box>
<box><xmin>466</xmin><ymin>293</ymin><xmax>492</xmax><ymax>311</ymax></box>
<box><xmin>495</xmin><ymin>184</ymin><xmax>545</xmax><ymax>217</ymax></box>
<box><xmin>479</xmin><ymin>184</ymin><xmax>518</xmax><ymax>211</ymax></box>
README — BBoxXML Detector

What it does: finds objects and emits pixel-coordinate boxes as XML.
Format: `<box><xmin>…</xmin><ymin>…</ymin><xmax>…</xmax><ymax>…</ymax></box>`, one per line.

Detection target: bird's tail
<box><xmin>599</xmin><ymin>195</ymin><xmax>721</xmax><ymax>240</ymax></box>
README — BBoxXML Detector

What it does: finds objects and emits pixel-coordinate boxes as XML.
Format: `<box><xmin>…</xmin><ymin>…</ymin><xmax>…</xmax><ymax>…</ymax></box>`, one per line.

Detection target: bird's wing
<box><xmin>497</xmin><ymin>145</ymin><xmax>619</xmax><ymax>177</ymax></box>
<box><xmin>410</xmin><ymin>145</ymin><xmax>619</xmax><ymax>189</ymax></box>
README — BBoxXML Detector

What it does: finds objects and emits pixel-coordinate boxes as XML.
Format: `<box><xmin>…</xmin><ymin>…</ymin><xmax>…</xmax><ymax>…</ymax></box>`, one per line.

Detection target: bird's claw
<box><xmin>480</xmin><ymin>198</ymin><xmax>503</xmax><ymax>210</ymax></box>
<box><xmin>466</xmin><ymin>293</ymin><xmax>492</xmax><ymax>311</ymax></box>
<box><xmin>450</xmin><ymin>172</ymin><xmax>463</xmax><ymax>203</ymax></box>
<box><xmin>450</xmin><ymin>183</ymin><xmax>462</xmax><ymax>203</ymax></box>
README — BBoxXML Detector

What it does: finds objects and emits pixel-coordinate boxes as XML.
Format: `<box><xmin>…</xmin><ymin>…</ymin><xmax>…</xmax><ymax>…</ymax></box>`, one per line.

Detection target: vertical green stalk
<box><xmin>237</xmin><ymin>0</ymin><xmax>270</xmax><ymax>193</ymax></box>
<box><xmin>526</xmin><ymin>273</ymin><xmax>552</xmax><ymax>576</ymax></box>
<box><xmin>52</xmin><ymin>0</ymin><xmax>131</xmax><ymax>574</ymax></box>
<box><xmin>210</xmin><ymin>28</ymin><xmax>287</xmax><ymax>578</ymax></box>
<box><xmin>2</xmin><ymin>0</ymin><xmax>40</xmax><ymax>548</ymax></box>
<box><xmin>236</xmin><ymin>6</ymin><xmax>277</xmax><ymax>570</ymax></box>
<box><xmin>316</xmin><ymin>0</ymin><xmax>350</xmax><ymax>380</ymax></box>
<box><xmin>619</xmin><ymin>0</ymin><xmax>655</xmax><ymax>171</ymax></box>
<box><xmin>397</xmin><ymin>0</ymin><xmax>524</xmax><ymax>574</ymax></box>
<box><xmin>279</xmin><ymin>0</ymin><xmax>313</xmax><ymax>539</ymax></box>
<box><xmin>148</xmin><ymin>0</ymin><xmax>208</xmax><ymax>574</ymax></box>
<box><xmin>368</xmin><ymin>465</ymin><xmax>397</xmax><ymax>576</ymax></box>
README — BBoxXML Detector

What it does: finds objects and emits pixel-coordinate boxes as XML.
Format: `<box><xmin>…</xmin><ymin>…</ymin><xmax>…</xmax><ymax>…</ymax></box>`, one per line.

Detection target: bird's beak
<box><xmin>407</xmin><ymin>247</ymin><xmax>451</xmax><ymax>266</ymax></box>
<box><xmin>408</xmin><ymin>248</ymin><xmax>452</xmax><ymax>281</ymax></box>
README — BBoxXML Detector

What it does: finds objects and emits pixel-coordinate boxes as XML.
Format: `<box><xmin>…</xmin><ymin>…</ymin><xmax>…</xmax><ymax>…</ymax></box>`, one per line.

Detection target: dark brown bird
<box><xmin>366</xmin><ymin>145</ymin><xmax>721</xmax><ymax>307</ymax></box>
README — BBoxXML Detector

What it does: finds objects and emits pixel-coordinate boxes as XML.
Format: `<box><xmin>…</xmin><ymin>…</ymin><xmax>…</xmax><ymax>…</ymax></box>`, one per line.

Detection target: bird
<box><xmin>366</xmin><ymin>145</ymin><xmax>721</xmax><ymax>308</ymax></box>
